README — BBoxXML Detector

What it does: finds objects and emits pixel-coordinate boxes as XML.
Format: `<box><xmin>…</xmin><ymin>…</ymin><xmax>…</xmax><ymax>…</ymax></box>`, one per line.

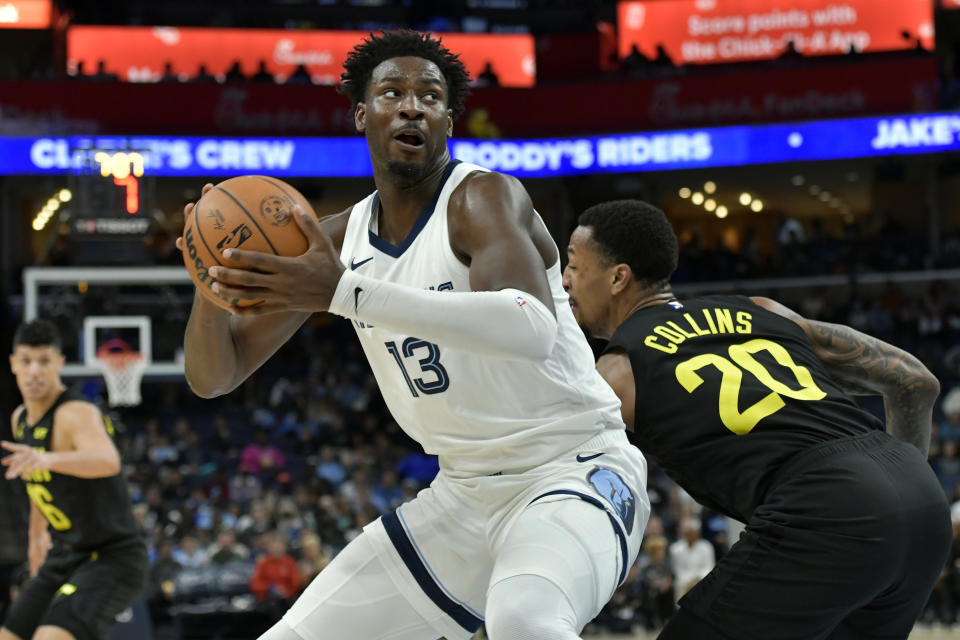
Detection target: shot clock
<box><xmin>93</xmin><ymin>151</ymin><xmax>144</xmax><ymax>214</ymax></box>
<box><xmin>66</xmin><ymin>146</ymin><xmax>156</xmax><ymax>264</ymax></box>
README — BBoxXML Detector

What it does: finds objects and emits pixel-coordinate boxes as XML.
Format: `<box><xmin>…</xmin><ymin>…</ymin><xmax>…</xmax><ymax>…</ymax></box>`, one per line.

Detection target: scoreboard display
<box><xmin>67</xmin><ymin>147</ymin><xmax>156</xmax><ymax>264</ymax></box>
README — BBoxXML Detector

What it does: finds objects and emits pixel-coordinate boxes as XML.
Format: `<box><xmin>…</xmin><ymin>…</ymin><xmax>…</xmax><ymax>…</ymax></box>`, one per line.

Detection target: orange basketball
<box><xmin>182</xmin><ymin>175</ymin><xmax>311</xmax><ymax>310</ymax></box>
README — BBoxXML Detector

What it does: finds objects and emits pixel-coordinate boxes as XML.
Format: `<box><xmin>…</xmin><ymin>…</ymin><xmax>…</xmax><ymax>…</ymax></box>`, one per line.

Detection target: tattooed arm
<box><xmin>751</xmin><ymin>297</ymin><xmax>940</xmax><ymax>456</ymax></box>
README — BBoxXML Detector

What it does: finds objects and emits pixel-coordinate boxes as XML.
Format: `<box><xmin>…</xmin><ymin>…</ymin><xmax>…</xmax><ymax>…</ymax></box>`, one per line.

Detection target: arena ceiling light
<box><xmin>739</xmin><ymin>192</ymin><xmax>752</xmax><ymax>206</ymax></box>
<box><xmin>750</xmin><ymin>200</ymin><xmax>764</xmax><ymax>212</ymax></box>
<box><xmin>679</xmin><ymin>187</ymin><xmax>691</xmax><ymax>198</ymax></box>
<box><xmin>704</xmin><ymin>199</ymin><xmax>717</xmax><ymax>212</ymax></box>
<box><xmin>691</xmin><ymin>192</ymin><xmax>704</xmax><ymax>205</ymax></box>
<box><xmin>716</xmin><ymin>205</ymin><xmax>728</xmax><ymax>219</ymax></box>
<box><xmin>704</xmin><ymin>181</ymin><xmax>716</xmax><ymax>194</ymax></box>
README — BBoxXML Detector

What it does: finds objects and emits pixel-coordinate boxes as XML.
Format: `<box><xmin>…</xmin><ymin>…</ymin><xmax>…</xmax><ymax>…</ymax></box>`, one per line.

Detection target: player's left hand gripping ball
<box><xmin>210</xmin><ymin>206</ymin><xmax>347</xmax><ymax>315</ymax></box>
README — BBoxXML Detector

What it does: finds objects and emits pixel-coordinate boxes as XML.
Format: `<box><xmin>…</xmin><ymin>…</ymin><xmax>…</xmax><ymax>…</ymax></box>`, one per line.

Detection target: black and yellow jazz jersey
<box><xmin>604</xmin><ymin>294</ymin><xmax>885</xmax><ymax>523</ymax></box>
<box><xmin>15</xmin><ymin>390</ymin><xmax>139</xmax><ymax>552</ymax></box>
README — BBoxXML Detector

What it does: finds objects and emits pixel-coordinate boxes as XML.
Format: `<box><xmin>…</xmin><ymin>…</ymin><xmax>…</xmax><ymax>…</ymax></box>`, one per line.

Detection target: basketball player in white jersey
<box><xmin>179</xmin><ymin>30</ymin><xmax>649</xmax><ymax>639</ymax></box>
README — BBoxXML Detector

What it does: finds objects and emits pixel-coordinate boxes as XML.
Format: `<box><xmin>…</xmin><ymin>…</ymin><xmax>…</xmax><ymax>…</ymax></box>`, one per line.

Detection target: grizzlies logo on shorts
<box><xmin>588</xmin><ymin>468</ymin><xmax>636</xmax><ymax>534</ymax></box>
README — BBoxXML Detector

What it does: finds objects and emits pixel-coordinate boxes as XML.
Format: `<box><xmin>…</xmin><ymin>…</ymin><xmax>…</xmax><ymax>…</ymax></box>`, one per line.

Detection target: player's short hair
<box><xmin>12</xmin><ymin>319</ymin><xmax>61</xmax><ymax>351</ymax></box>
<box><xmin>578</xmin><ymin>199</ymin><xmax>678</xmax><ymax>289</ymax></box>
<box><xmin>340</xmin><ymin>30</ymin><xmax>471</xmax><ymax>120</ymax></box>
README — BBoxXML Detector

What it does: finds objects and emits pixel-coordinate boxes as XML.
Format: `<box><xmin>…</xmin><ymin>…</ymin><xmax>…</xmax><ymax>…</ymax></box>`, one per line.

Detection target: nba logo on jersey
<box><xmin>515</xmin><ymin>295</ymin><xmax>527</xmax><ymax>308</ymax></box>
<box><xmin>668</xmin><ymin>300</ymin><xmax>684</xmax><ymax>310</ymax></box>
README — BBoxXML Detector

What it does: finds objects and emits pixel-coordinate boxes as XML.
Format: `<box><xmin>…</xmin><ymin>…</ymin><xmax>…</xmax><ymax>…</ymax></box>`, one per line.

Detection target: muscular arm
<box><xmin>3</xmin><ymin>402</ymin><xmax>120</xmax><ymax>479</ymax></box>
<box><xmin>751</xmin><ymin>297</ymin><xmax>940</xmax><ymax>456</ymax></box>
<box><xmin>184</xmin><ymin>209</ymin><xmax>349</xmax><ymax>398</ymax></box>
<box><xmin>329</xmin><ymin>172</ymin><xmax>560</xmax><ymax>361</ymax></box>
<box><xmin>46</xmin><ymin>401</ymin><xmax>122</xmax><ymax>478</ymax></box>
<box><xmin>448</xmin><ymin>171</ymin><xmax>556</xmax><ymax>315</ymax></box>
<box><xmin>596</xmin><ymin>350</ymin><xmax>636</xmax><ymax>430</ymax></box>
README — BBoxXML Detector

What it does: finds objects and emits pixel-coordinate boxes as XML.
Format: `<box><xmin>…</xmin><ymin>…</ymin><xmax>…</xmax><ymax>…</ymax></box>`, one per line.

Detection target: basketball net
<box><xmin>94</xmin><ymin>339</ymin><xmax>146</xmax><ymax>407</ymax></box>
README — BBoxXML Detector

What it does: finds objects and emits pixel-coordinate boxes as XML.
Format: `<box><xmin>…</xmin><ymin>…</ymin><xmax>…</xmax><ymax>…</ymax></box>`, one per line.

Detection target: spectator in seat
<box><xmin>209</xmin><ymin>528</ymin><xmax>250</xmax><ymax>565</ymax></box>
<box><xmin>225</xmin><ymin>60</ymin><xmax>246</xmax><ymax>83</ymax></box>
<box><xmin>159</xmin><ymin>61</ymin><xmax>179</xmax><ymax>83</ymax></box>
<box><xmin>941</xmin><ymin>387</ymin><xmax>960</xmax><ymax>444</ymax></box>
<box><xmin>652</xmin><ymin>44</ymin><xmax>674</xmax><ymax>68</ymax></box>
<box><xmin>315</xmin><ymin>446</ymin><xmax>346</xmax><ymax>487</ymax></box>
<box><xmin>297</xmin><ymin>532</ymin><xmax>330</xmax><ymax>589</ymax></box>
<box><xmin>285</xmin><ymin>64</ymin><xmax>312</xmax><ymax>85</ymax></box>
<box><xmin>620</xmin><ymin>44</ymin><xmax>649</xmax><ymax>77</ymax></box>
<box><xmin>146</xmin><ymin>540</ymin><xmax>181</xmax><ymax>625</ymax></box>
<box><xmin>173</xmin><ymin>534</ymin><xmax>209</xmax><ymax>568</ymax></box>
<box><xmin>474</xmin><ymin>61</ymin><xmax>499</xmax><ymax>87</ymax></box>
<box><xmin>92</xmin><ymin>59</ymin><xmax>117</xmax><ymax>81</ymax></box>
<box><xmin>669</xmin><ymin>517</ymin><xmax>715</xmax><ymax>597</ymax></box>
<box><xmin>250</xmin><ymin>533</ymin><xmax>301</xmax><ymax>602</ymax></box>
<box><xmin>240</xmin><ymin>428</ymin><xmax>287</xmax><ymax>476</ymax></box>
<box><xmin>252</xmin><ymin>59</ymin><xmax>274</xmax><ymax>83</ymax></box>
<box><xmin>639</xmin><ymin>535</ymin><xmax>675</xmax><ymax>630</ymax></box>
<box><xmin>192</xmin><ymin>64</ymin><xmax>216</xmax><ymax>83</ymax></box>
<box><xmin>926</xmin><ymin>518</ymin><xmax>960</xmax><ymax>625</ymax></box>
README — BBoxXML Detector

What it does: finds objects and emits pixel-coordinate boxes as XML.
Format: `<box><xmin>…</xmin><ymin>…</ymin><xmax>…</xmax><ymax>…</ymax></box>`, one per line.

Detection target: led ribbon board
<box><xmin>1</xmin><ymin>112</ymin><xmax>959</xmax><ymax>178</ymax></box>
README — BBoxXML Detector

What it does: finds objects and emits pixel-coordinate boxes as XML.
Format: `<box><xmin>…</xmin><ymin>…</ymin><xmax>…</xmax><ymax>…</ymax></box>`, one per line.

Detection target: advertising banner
<box><xmin>2</xmin><ymin>112</ymin><xmax>958</xmax><ymax>178</ymax></box>
<box><xmin>0</xmin><ymin>0</ymin><xmax>51</xmax><ymax>29</ymax></box>
<box><xmin>618</xmin><ymin>0</ymin><xmax>934</xmax><ymax>64</ymax></box>
<box><xmin>67</xmin><ymin>26</ymin><xmax>535</xmax><ymax>87</ymax></box>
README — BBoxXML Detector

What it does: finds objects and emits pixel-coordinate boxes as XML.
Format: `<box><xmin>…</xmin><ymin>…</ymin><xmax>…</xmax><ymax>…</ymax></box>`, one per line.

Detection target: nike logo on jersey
<box><xmin>351</xmin><ymin>257</ymin><xmax>373</xmax><ymax>270</ymax></box>
<box><xmin>354</xmin><ymin>287</ymin><xmax>363</xmax><ymax>313</ymax></box>
<box><xmin>576</xmin><ymin>452</ymin><xmax>605</xmax><ymax>463</ymax></box>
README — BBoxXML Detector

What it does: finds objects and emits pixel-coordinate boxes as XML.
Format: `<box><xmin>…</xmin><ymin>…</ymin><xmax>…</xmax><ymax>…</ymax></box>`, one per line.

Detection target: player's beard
<box><xmin>387</xmin><ymin>160</ymin><xmax>426</xmax><ymax>186</ymax></box>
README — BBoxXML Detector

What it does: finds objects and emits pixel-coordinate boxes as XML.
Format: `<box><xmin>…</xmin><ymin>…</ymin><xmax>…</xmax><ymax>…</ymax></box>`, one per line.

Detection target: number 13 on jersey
<box><xmin>385</xmin><ymin>338</ymin><xmax>450</xmax><ymax>397</ymax></box>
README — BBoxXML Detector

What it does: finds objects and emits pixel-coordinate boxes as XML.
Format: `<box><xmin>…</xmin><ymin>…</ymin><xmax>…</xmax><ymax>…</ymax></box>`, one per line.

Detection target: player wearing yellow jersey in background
<box><xmin>1</xmin><ymin>320</ymin><xmax>147</xmax><ymax>640</ymax></box>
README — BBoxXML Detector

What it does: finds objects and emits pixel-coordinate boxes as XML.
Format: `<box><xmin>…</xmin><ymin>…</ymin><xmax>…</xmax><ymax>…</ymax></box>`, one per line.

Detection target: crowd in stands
<box><xmin>66</xmin><ymin>56</ymin><xmax>500</xmax><ymax>87</ymax></box>
<box><xmin>674</xmin><ymin>217</ymin><xmax>960</xmax><ymax>284</ymax></box>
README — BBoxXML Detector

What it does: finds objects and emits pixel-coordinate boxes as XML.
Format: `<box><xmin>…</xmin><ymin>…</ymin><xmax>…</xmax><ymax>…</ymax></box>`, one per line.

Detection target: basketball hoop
<box><xmin>94</xmin><ymin>339</ymin><xmax>146</xmax><ymax>407</ymax></box>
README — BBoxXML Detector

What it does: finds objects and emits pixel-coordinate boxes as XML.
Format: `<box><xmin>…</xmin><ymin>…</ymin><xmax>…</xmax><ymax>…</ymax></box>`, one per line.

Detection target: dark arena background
<box><xmin>1</xmin><ymin>1</ymin><xmax>960</xmax><ymax>638</ymax></box>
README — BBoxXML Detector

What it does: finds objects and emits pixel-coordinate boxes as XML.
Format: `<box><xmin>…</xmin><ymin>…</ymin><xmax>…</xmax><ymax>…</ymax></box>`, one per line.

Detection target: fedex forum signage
<box><xmin>618</xmin><ymin>0</ymin><xmax>934</xmax><ymax>65</ymax></box>
<box><xmin>67</xmin><ymin>26</ymin><xmax>535</xmax><ymax>87</ymax></box>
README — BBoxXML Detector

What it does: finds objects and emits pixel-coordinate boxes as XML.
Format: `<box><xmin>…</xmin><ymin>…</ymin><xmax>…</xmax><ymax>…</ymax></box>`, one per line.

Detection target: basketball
<box><xmin>182</xmin><ymin>175</ymin><xmax>311</xmax><ymax>310</ymax></box>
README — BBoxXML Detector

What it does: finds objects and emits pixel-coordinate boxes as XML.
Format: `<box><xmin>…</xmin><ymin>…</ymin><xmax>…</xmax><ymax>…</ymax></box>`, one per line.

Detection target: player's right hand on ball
<box><xmin>175</xmin><ymin>183</ymin><xmax>215</xmax><ymax>253</ymax></box>
<box><xmin>209</xmin><ymin>206</ymin><xmax>345</xmax><ymax>315</ymax></box>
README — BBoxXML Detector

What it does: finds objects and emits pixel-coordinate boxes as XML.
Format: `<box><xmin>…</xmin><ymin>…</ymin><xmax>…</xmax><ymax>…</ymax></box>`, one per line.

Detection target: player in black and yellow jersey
<box><xmin>563</xmin><ymin>200</ymin><xmax>952</xmax><ymax>640</ymax></box>
<box><xmin>1</xmin><ymin>320</ymin><xmax>147</xmax><ymax>640</ymax></box>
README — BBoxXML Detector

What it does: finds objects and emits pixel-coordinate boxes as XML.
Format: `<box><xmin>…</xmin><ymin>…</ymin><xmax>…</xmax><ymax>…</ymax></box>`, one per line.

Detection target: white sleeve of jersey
<box><xmin>329</xmin><ymin>270</ymin><xmax>558</xmax><ymax>362</ymax></box>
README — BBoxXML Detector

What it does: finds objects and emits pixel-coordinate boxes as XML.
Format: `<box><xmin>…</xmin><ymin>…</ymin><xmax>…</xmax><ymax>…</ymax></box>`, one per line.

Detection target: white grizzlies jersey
<box><xmin>339</xmin><ymin>161</ymin><xmax>624</xmax><ymax>476</ymax></box>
